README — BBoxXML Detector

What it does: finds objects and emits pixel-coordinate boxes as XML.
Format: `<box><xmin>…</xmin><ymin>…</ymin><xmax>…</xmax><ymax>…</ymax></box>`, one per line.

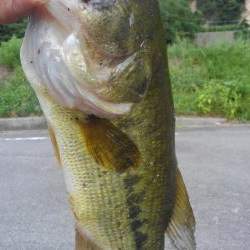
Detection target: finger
<box><xmin>0</xmin><ymin>0</ymin><xmax>48</xmax><ymax>24</ymax></box>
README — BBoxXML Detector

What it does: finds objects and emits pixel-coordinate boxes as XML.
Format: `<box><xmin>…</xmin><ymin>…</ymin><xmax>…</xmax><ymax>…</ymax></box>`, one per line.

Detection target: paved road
<box><xmin>0</xmin><ymin>124</ymin><xmax>249</xmax><ymax>250</ymax></box>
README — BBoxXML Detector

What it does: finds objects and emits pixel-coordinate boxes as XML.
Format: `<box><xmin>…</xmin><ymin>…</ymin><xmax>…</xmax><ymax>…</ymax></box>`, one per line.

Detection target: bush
<box><xmin>0</xmin><ymin>66</ymin><xmax>42</xmax><ymax>117</ymax></box>
<box><xmin>168</xmin><ymin>39</ymin><xmax>250</xmax><ymax>120</ymax></box>
<box><xmin>0</xmin><ymin>19</ymin><xmax>27</xmax><ymax>42</ymax></box>
<box><xmin>234</xmin><ymin>21</ymin><xmax>250</xmax><ymax>40</ymax></box>
<box><xmin>197</xmin><ymin>0</ymin><xmax>245</xmax><ymax>22</ymax></box>
<box><xmin>0</xmin><ymin>36</ymin><xmax>22</xmax><ymax>68</ymax></box>
<box><xmin>196</xmin><ymin>80</ymin><xmax>241</xmax><ymax>119</ymax></box>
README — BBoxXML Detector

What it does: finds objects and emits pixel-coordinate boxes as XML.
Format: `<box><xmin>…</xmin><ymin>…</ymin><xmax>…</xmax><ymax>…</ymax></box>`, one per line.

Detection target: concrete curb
<box><xmin>176</xmin><ymin>116</ymin><xmax>227</xmax><ymax>128</ymax></box>
<box><xmin>0</xmin><ymin>116</ymin><xmax>237</xmax><ymax>131</ymax></box>
<box><xmin>0</xmin><ymin>117</ymin><xmax>47</xmax><ymax>131</ymax></box>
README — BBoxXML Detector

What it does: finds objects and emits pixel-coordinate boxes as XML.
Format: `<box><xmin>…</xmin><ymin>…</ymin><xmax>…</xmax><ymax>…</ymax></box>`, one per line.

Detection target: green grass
<box><xmin>168</xmin><ymin>39</ymin><xmax>250</xmax><ymax>121</ymax></box>
<box><xmin>0</xmin><ymin>66</ymin><xmax>42</xmax><ymax>117</ymax></box>
<box><xmin>0</xmin><ymin>36</ymin><xmax>22</xmax><ymax>68</ymax></box>
<box><xmin>0</xmin><ymin>36</ymin><xmax>42</xmax><ymax>117</ymax></box>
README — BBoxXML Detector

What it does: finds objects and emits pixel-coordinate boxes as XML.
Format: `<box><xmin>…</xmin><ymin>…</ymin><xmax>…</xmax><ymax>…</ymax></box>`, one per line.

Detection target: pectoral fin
<box><xmin>48</xmin><ymin>126</ymin><xmax>62</xmax><ymax>167</ymax></box>
<box><xmin>166</xmin><ymin>167</ymin><xmax>196</xmax><ymax>250</ymax></box>
<box><xmin>79</xmin><ymin>115</ymin><xmax>140</xmax><ymax>172</ymax></box>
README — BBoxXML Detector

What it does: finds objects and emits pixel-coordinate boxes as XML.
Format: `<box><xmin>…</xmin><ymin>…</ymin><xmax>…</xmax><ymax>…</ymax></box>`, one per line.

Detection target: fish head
<box><xmin>78</xmin><ymin>0</ymin><xmax>139</xmax><ymax>58</ymax></box>
<box><xmin>21</xmin><ymin>0</ymin><xmax>155</xmax><ymax>117</ymax></box>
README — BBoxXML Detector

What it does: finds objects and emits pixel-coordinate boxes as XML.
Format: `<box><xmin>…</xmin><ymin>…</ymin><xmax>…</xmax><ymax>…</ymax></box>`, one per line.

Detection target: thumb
<box><xmin>0</xmin><ymin>0</ymin><xmax>48</xmax><ymax>24</ymax></box>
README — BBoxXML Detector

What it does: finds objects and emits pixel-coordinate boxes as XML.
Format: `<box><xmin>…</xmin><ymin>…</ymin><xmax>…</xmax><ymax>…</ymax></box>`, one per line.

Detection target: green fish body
<box><xmin>21</xmin><ymin>0</ymin><xmax>196</xmax><ymax>249</ymax></box>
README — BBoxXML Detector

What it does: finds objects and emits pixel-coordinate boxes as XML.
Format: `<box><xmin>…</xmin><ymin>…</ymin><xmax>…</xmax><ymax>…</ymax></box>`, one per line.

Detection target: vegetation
<box><xmin>0</xmin><ymin>36</ymin><xmax>22</xmax><ymax>68</ymax></box>
<box><xmin>158</xmin><ymin>0</ymin><xmax>247</xmax><ymax>43</ymax></box>
<box><xmin>197</xmin><ymin>0</ymin><xmax>245</xmax><ymax>22</ymax></box>
<box><xmin>0</xmin><ymin>19</ymin><xmax>27</xmax><ymax>42</ymax></box>
<box><xmin>234</xmin><ymin>21</ymin><xmax>250</xmax><ymax>40</ymax></box>
<box><xmin>159</xmin><ymin>0</ymin><xmax>202</xmax><ymax>44</ymax></box>
<box><xmin>0</xmin><ymin>66</ymin><xmax>42</xmax><ymax>117</ymax></box>
<box><xmin>168</xmin><ymin>38</ymin><xmax>250</xmax><ymax>121</ymax></box>
<box><xmin>0</xmin><ymin>37</ymin><xmax>42</xmax><ymax>117</ymax></box>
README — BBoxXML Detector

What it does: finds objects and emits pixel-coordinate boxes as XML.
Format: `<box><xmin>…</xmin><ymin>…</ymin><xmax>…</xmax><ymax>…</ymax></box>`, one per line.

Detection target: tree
<box><xmin>0</xmin><ymin>19</ymin><xmax>27</xmax><ymax>43</ymax></box>
<box><xmin>197</xmin><ymin>0</ymin><xmax>245</xmax><ymax>22</ymax></box>
<box><xmin>159</xmin><ymin>0</ymin><xmax>202</xmax><ymax>44</ymax></box>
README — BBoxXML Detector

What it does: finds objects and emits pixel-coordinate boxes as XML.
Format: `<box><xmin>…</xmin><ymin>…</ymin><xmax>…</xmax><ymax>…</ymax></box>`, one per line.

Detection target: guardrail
<box><xmin>197</xmin><ymin>19</ymin><xmax>250</xmax><ymax>41</ymax></box>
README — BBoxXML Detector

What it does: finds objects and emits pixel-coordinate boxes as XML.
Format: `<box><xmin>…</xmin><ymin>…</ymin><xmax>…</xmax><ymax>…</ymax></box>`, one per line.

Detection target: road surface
<box><xmin>0</xmin><ymin>124</ymin><xmax>249</xmax><ymax>249</ymax></box>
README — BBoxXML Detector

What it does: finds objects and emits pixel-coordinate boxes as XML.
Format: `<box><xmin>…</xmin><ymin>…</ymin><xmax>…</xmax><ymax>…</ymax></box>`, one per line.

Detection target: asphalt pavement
<box><xmin>0</xmin><ymin>122</ymin><xmax>249</xmax><ymax>250</ymax></box>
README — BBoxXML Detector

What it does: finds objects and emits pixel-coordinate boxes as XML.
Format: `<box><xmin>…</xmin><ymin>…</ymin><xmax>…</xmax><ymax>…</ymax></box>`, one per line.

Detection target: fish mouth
<box><xmin>21</xmin><ymin>1</ymin><xmax>134</xmax><ymax>117</ymax></box>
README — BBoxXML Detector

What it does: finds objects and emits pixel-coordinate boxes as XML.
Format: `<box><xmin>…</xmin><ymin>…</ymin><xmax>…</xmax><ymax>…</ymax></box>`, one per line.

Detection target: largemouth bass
<box><xmin>21</xmin><ymin>0</ymin><xmax>195</xmax><ymax>249</ymax></box>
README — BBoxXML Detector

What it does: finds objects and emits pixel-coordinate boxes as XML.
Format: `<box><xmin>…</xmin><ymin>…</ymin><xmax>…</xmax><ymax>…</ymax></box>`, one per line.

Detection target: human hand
<box><xmin>0</xmin><ymin>0</ymin><xmax>48</xmax><ymax>24</ymax></box>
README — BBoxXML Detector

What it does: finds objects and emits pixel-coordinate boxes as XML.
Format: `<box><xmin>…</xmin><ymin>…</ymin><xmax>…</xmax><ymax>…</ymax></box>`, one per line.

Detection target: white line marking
<box><xmin>0</xmin><ymin>137</ymin><xmax>48</xmax><ymax>141</ymax></box>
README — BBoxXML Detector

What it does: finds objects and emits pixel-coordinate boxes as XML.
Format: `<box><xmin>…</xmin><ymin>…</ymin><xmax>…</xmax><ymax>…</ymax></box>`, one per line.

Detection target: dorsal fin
<box><xmin>166</xmin><ymin>167</ymin><xmax>196</xmax><ymax>250</ymax></box>
<box><xmin>78</xmin><ymin>115</ymin><xmax>141</xmax><ymax>172</ymax></box>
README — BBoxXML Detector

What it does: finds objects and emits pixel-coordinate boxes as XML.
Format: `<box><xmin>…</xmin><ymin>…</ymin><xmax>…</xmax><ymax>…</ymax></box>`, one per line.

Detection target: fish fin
<box><xmin>166</xmin><ymin>167</ymin><xmax>196</xmax><ymax>250</ymax></box>
<box><xmin>48</xmin><ymin>126</ymin><xmax>62</xmax><ymax>167</ymax></box>
<box><xmin>79</xmin><ymin>115</ymin><xmax>140</xmax><ymax>172</ymax></box>
<box><xmin>75</xmin><ymin>227</ymin><xmax>101</xmax><ymax>250</ymax></box>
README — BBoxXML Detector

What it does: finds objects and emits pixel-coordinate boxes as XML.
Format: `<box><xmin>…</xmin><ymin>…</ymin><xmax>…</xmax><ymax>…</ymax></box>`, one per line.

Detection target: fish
<box><xmin>20</xmin><ymin>0</ymin><xmax>196</xmax><ymax>249</ymax></box>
